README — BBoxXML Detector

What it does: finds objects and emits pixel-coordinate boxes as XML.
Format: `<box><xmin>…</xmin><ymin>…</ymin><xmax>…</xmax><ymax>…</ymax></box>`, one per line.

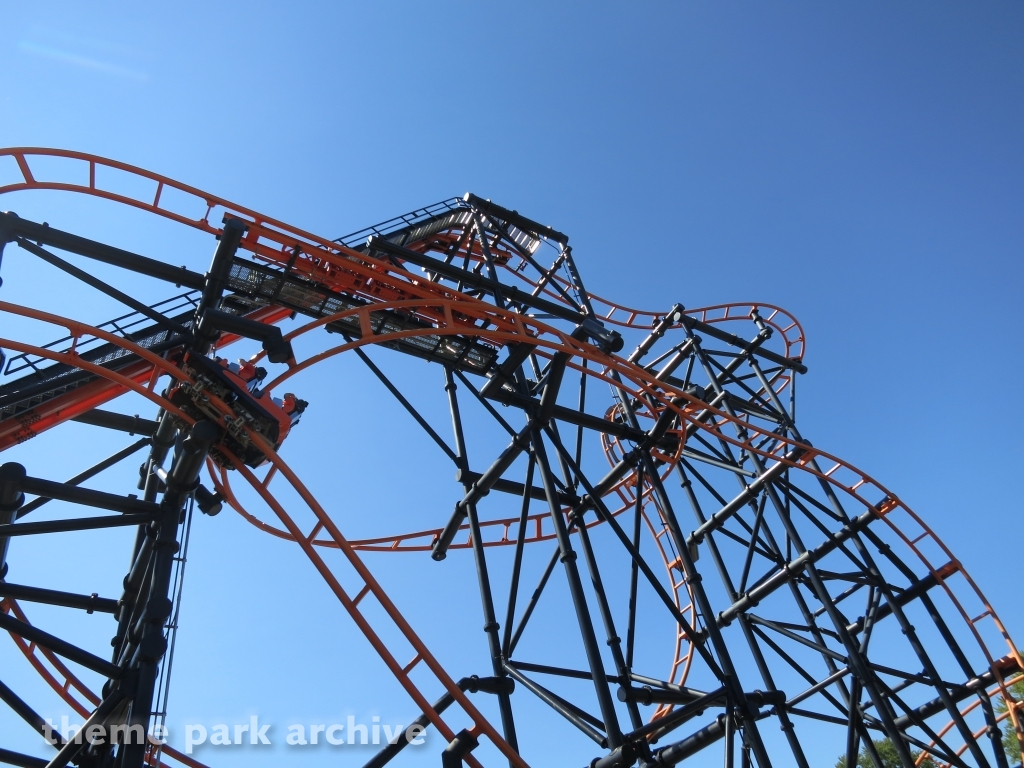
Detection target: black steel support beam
<box><xmin>0</xmin><ymin>747</ymin><xmax>47</xmax><ymax>768</ymax></box>
<box><xmin>197</xmin><ymin>308</ymin><xmax>293</xmax><ymax>363</ymax></box>
<box><xmin>119</xmin><ymin>421</ymin><xmax>219</xmax><ymax>768</ymax></box>
<box><xmin>892</xmin><ymin>656</ymin><xmax>1022</xmax><ymax>732</ymax></box>
<box><xmin>485</xmin><ymin>386</ymin><xmax>645</xmax><ymax>443</ymax></box>
<box><xmin>573</xmin><ymin>508</ymin><xmax>645</xmax><ymax>731</ymax></box>
<box><xmin>501</xmin><ymin>457</ymin><xmax>535</xmax><ymax>661</ymax></box>
<box><xmin>17</xmin><ymin>473</ymin><xmax>160</xmax><ymax>516</ymax></box>
<box><xmin>42</xmin><ymin>690</ymin><xmax>125</xmax><ymax>768</ymax></box>
<box><xmin>71</xmin><ymin>410</ymin><xmax>158</xmax><ymax>437</ymax></box>
<box><xmin>432</xmin><ymin>424</ymin><xmax>532</xmax><ymax>560</ymax></box>
<box><xmin>0</xmin><ymin>513</ymin><xmax>156</xmax><ymax>537</ymax></box>
<box><xmin>846</xmin><ymin>563</ymin><xmax>957</xmax><ymax>636</ymax></box>
<box><xmin>532</xmin><ymin>430</ymin><xmax>623</xmax><ymax>748</ymax></box>
<box><xmin>0</xmin><ymin>612</ymin><xmax>121</xmax><ymax>678</ymax></box>
<box><xmin>366</xmin><ymin>237</ymin><xmax>624</xmax><ymax>353</ymax></box>
<box><xmin>0</xmin><ymin>464</ymin><xmax>22</xmax><ymax>577</ymax></box>
<box><xmin>193</xmin><ymin>217</ymin><xmax>247</xmax><ymax>353</ymax></box>
<box><xmin>463</xmin><ymin>193</ymin><xmax>569</xmax><ymax>245</ymax></box>
<box><xmin>361</xmin><ymin>676</ymin><xmax>510</xmax><ymax>768</ymax></box>
<box><xmin>353</xmin><ymin>345</ymin><xmax>457</xmax><ymax>463</ymax></box>
<box><xmin>0</xmin><ymin>582</ymin><xmax>117</xmax><ymax>614</ymax></box>
<box><xmin>455</xmin><ymin>469</ymin><xmax>573</xmax><ymax>506</ymax></box>
<box><xmin>443</xmin><ymin>368</ymin><xmax>519</xmax><ymax>757</ymax></box>
<box><xmin>0</xmin><ymin>212</ymin><xmax>204</xmax><ymax>289</ymax></box>
<box><xmin>684</xmin><ymin>452</ymin><xmax>800</xmax><ymax>554</ymax></box>
<box><xmin>541</xmin><ymin>427</ymin><xmax>721</xmax><ymax>674</ymax></box>
<box><xmin>0</xmin><ymin>677</ymin><xmax>66</xmax><ymax>748</ymax></box>
<box><xmin>680</xmin><ymin>315</ymin><xmax>806</xmax><ymax>373</ymax></box>
<box><xmin>15</xmin><ymin>238</ymin><xmax>190</xmax><ymax>336</ymax></box>
<box><xmin>503</xmin><ymin>662</ymin><xmax>606</xmax><ymax>745</ymax></box>
<box><xmin>507</xmin><ymin>545</ymin><xmax>560</xmax><ymax>657</ymax></box>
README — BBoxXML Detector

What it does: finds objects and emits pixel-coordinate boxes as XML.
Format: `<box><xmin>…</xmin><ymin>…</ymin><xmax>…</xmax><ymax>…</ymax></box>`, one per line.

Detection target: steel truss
<box><xmin>0</xmin><ymin>148</ymin><xmax>1020</xmax><ymax>768</ymax></box>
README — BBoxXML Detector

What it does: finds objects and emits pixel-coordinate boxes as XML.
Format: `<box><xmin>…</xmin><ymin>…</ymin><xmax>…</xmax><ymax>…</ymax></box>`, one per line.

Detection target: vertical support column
<box><xmin>444</xmin><ymin>368</ymin><xmax>518</xmax><ymax>757</ymax></box>
<box><xmin>193</xmin><ymin>217</ymin><xmax>248</xmax><ymax>355</ymax></box>
<box><xmin>0</xmin><ymin>463</ymin><xmax>26</xmax><ymax>578</ymax></box>
<box><xmin>560</xmin><ymin>246</ymin><xmax>596</xmax><ymax>316</ymax></box>
<box><xmin>532</xmin><ymin>430</ymin><xmax>623</xmax><ymax>750</ymax></box>
<box><xmin>572</xmin><ymin>508</ymin><xmax>645</xmax><ymax>732</ymax></box>
<box><xmin>119</xmin><ymin>422</ymin><xmax>218</xmax><ymax>768</ymax></box>
<box><xmin>470</xmin><ymin>214</ymin><xmax>506</xmax><ymax>309</ymax></box>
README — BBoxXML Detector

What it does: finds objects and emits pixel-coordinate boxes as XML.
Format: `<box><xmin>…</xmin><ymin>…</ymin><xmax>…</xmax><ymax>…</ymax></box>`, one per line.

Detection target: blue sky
<box><xmin>0</xmin><ymin>3</ymin><xmax>1022</xmax><ymax>767</ymax></box>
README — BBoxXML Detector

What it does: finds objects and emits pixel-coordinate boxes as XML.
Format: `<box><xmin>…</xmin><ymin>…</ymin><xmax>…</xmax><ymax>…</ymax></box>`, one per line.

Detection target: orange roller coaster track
<box><xmin>0</xmin><ymin>148</ymin><xmax>1019</xmax><ymax>768</ymax></box>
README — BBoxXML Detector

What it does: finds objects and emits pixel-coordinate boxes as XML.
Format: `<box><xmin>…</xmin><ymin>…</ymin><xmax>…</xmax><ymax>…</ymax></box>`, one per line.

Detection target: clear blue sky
<box><xmin>0</xmin><ymin>3</ymin><xmax>1021</xmax><ymax>767</ymax></box>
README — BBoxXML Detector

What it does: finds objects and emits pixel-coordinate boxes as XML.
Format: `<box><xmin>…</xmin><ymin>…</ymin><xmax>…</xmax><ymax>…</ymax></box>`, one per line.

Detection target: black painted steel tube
<box><xmin>0</xmin><ymin>612</ymin><xmax>120</xmax><ymax>678</ymax></box>
<box><xmin>432</xmin><ymin>424</ymin><xmax>532</xmax><ymax>560</ymax></box>
<box><xmin>18</xmin><ymin>477</ymin><xmax>158</xmax><ymax>517</ymax></box>
<box><xmin>15</xmin><ymin>238</ymin><xmax>190</xmax><ymax>336</ymax></box>
<box><xmin>0</xmin><ymin>463</ymin><xmax>25</xmax><ymax>576</ymax></box>
<box><xmin>71</xmin><ymin>410</ymin><xmax>158</xmax><ymax>437</ymax></box>
<box><xmin>0</xmin><ymin>582</ymin><xmax>117</xmax><ymax>614</ymax></box>
<box><xmin>0</xmin><ymin>677</ymin><xmax>66</xmax><ymax>748</ymax></box>
<box><xmin>15</xmin><ymin>437</ymin><xmax>153</xmax><ymax>519</ymax></box>
<box><xmin>0</xmin><ymin>212</ymin><xmax>204</xmax><ymax>289</ymax></box>
<box><xmin>0</xmin><ymin>513</ymin><xmax>156</xmax><ymax>538</ymax></box>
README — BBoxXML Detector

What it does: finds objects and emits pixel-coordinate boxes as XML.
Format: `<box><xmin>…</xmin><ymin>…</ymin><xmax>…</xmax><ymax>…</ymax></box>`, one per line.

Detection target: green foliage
<box><xmin>834</xmin><ymin>738</ymin><xmax>936</xmax><ymax>768</ymax></box>
<box><xmin>835</xmin><ymin>680</ymin><xmax>1024</xmax><ymax>768</ymax></box>
<box><xmin>996</xmin><ymin>680</ymin><xmax>1024</xmax><ymax>764</ymax></box>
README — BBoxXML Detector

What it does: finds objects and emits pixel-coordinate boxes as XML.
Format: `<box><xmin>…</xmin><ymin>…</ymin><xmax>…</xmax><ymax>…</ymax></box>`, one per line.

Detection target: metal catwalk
<box><xmin>0</xmin><ymin>149</ymin><xmax>1020</xmax><ymax>768</ymax></box>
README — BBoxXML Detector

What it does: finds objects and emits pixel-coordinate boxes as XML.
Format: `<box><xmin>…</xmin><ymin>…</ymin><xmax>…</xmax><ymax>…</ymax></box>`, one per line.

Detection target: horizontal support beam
<box><xmin>892</xmin><ymin>655</ymin><xmax>1022</xmax><ymax>732</ymax></box>
<box><xmin>507</xmin><ymin>659</ymin><xmax>619</xmax><ymax>684</ymax></box>
<box><xmin>647</xmin><ymin>691</ymin><xmax>783</xmax><ymax>766</ymax></box>
<box><xmin>847</xmin><ymin>561</ymin><xmax>959</xmax><ymax>636</ymax></box>
<box><xmin>485</xmin><ymin>386</ymin><xmax>648</xmax><ymax>443</ymax></box>
<box><xmin>0</xmin><ymin>212</ymin><xmax>205</xmax><ymax>289</ymax></box>
<box><xmin>624</xmin><ymin>686</ymin><xmax>730</xmax><ymax>744</ymax></box>
<box><xmin>685</xmin><ymin>451</ymin><xmax>800</xmax><ymax>551</ymax></box>
<box><xmin>0</xmin><ymin>582</ymin><xmax>118</xmax><ymax>614</ymax></box>
<box><xmin>456</xmin><ymin>469</ymin><xmax>575</xmax><ymax>507</ymax></box>
<box><xmin>15</xmin><ymin>237</ymin><xmax>190</xmax><ymax>337</ymax></box>
<box><xmin>0</xmin><ymin>514</ymin><xmax>155</xmax><ymax>538</ymax></box>
<box><xmin>618</xmin><ymin>685</ymin><xmax>713</xmax><ymax>706</ymax></box>
<box><xmin>681</xmin><ymin>448</ymin><xmax>757</xmax><ymax>477</ymax></box>
<box><xmin>368</xmin><ymin>237</ymin><xmax>586</xmax><ymax>327</ymax></box>
<box><xmin>20</xmin><ymin>475</ymin><xmax>159</xmax><ymax>516</ymax></box>
<box><xmin>16</xmin><ymin>440</ymin><xmax>152</xmax><ymax>520</ymax></box>
<box><xmin>464</xmin><ymin>192</ymin><xmax>569</xmax><ymax>245</ymax></box>
<box><xmin>716</xmin><ymin>508</ymin><xmax>876</xmax><ymax>627</ymax></box>
<box><xmin>71</xmin><ymin>410</ymin><xmax>158</xmax><ymax>437</ymax></box>
<box><xmin>681</xmin><ymin>314</ymin><xmax>807</xmax><ymax>374</ymax></box>
<box><xmin>0</xmin><ymin>611</ymin><xmax>120</xmax><ymax>678</ymax></box>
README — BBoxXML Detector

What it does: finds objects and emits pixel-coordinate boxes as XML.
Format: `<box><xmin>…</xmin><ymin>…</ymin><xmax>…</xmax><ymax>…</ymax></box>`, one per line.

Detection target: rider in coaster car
<box><xmin>278</xmin><ymin>393</ymin><xmax>309</xmax><ymax>427</ymax></box>
<box><xmin>219</xmin><ymin>358</ymin><xmax>268</xmax><ymax>394</ymax></box>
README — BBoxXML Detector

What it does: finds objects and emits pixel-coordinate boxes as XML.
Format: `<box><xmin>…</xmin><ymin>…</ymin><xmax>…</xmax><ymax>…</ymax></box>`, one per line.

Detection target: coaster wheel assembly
<box><xmin>0</xmin><ymin>148</ymin><xmax>1020</xmax><ymax>768</ymax></box>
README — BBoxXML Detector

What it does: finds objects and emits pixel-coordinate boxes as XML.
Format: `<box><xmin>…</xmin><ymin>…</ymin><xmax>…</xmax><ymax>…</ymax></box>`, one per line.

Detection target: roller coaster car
<box><xmin>168</xmin><ymin>354</ymin><xmax>307</xmax><ymax>469</ymax></box>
